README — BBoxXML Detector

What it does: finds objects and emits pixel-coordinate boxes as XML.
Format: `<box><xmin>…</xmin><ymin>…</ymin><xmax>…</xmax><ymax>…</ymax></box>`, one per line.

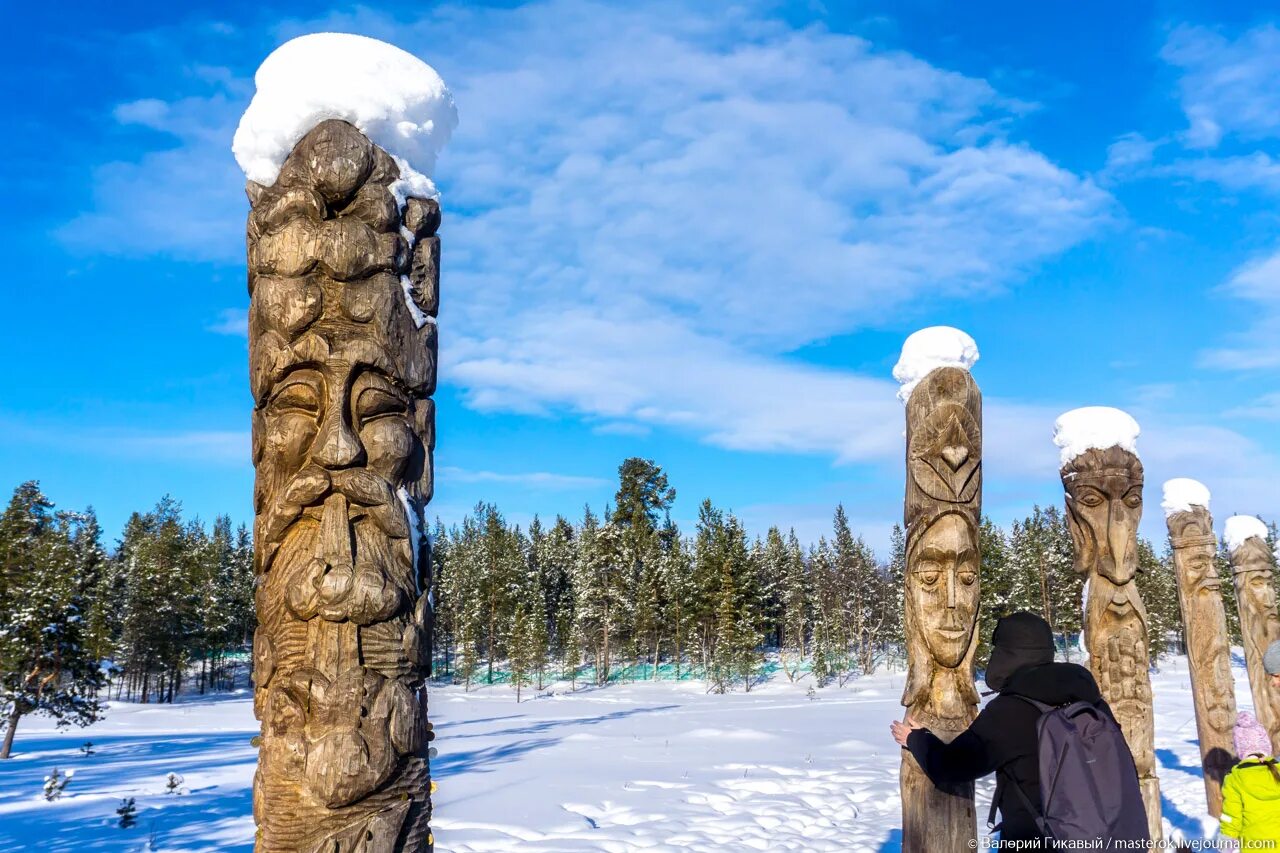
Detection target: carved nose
<box><xmin>946</xmin><ymin>570</ymin><xmax>957</xmax><ymax>608</ymax></box>
<box><xmin>313</xmin><ymin>412</ymin><xmax>364</xmax><ymax>469</ymax></box>
<box><xmin>1103</xmin><ymin>506</ymin><xmax>1132</xmax><ymax>583</ymax></box>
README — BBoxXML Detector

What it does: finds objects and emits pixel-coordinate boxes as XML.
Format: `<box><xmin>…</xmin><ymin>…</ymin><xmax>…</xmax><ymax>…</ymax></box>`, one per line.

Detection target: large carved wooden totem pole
<box><xmin>894</xmin><ymin>328</ymin><xmax>981</xmax><ymax>850</ymax></box>
<box><xmin>1054</xmin><ymin>407</ymin><xmax>1160</xmax><ymax>839</ymax></box>
<box><xmin>1162</xmin><ymin>479</ymin><xmax>1236</xmax><ymax>816</ymax></box>
<box><xmin>1227</xmin><ymin>514</ymin><xmax>1280</xmax><ymax>749</ymax></box>
<box><xmin>246</xmin><ymin>118</ymin><xmax>441</xmax><ymax>851</ymax></box>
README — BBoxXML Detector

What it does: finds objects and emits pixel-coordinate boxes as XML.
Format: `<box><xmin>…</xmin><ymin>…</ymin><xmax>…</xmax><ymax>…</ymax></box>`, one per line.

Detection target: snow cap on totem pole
<box><xmin>1052</xmin><ymin>406</ymin><xmax>1140</xmax><ymax>468</ymax></box>
<box><xmin>892</xmin><ymin>326</ymin><xmax>979</xmax><ymax>403</ymax></box>
<box><xmin>233</xmin><ymin>32</ymin><xmax>457</xmax><ymax>201</ymax></box>
<box><xmin>1224</xmin><ymin>515</ymin><xmax>1269</xmax><ymax>555</ymax></box>
<box><xmin>1161</xmin><ymin>478</ymin><xmax>1211</xmax><ymax>518</ymax></box>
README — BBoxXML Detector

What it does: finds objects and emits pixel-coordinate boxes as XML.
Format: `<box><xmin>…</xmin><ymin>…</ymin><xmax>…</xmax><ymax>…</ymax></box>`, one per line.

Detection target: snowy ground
<box><xmin>0</xmin><ymin>655</ymin><xmax>1243</xmax><ymax>851</ymax></box>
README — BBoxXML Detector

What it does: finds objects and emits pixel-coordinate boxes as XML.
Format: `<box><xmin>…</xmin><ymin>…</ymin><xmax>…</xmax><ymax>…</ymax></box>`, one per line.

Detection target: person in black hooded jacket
<box><xmin>889</xmin><ymin>611</ymin><xmax>1121</xmax><ymax>842</ymax></box>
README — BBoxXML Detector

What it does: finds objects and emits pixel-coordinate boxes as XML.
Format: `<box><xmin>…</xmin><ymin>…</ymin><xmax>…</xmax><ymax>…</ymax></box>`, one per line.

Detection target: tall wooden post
<box><xmin>898</xmin><ymin>345</ymin><xmax>982</xmax><ymax>851</ymax></box>
<box><xmin>248</xmin><ymin>119</ymin><xmax>440</xmax><ymax>852</ymax></box>
<box><xmin>1163</xmin><ymin>480</ymin><xmax>1236</xmax><ymax>816</ymax></box>
<box><xmin>1057</xmin><ymin>416</ymin><xmax>1161</xmax><ymax>840</ymax></box>
<box><xmin>1227</xmin><ymin>516</ymin><xmax>1280</xmax><ymax>751</ymax></box>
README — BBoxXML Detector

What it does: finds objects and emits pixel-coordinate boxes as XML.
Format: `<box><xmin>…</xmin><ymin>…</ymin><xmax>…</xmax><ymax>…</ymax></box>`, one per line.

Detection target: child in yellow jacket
<box><xmin>1221</xmin><ymin>711</ymin><xmax>1280</xmax><ymax>847</ymax></box>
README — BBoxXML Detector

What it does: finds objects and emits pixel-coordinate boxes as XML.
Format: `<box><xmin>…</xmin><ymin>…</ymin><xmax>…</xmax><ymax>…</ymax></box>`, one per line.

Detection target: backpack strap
<box><xmin>986</xmin><ymin>694</ymin><xmax>1054</xmax><ymax>834</ymax></box>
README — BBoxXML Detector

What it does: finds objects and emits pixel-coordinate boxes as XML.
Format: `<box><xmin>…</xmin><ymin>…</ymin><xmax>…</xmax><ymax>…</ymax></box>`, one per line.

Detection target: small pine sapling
<box><xmin>80</xmin><ymin>742</ymin><xmax>95</xmax><ymax>756</ymax></box>
<box><xmin>43</xmin><ymin>767</ymin><xmax>74</xmax><ymax>801</ymax></box>
<box><xmin>164</xmin><ymin>772</ymin><xmax>185</xmax><ymax>795</ymax></box>
<box><xmin>116</xmin><ymin>797</ymin><xmax>137</xmax><ymax>828</ymax></box>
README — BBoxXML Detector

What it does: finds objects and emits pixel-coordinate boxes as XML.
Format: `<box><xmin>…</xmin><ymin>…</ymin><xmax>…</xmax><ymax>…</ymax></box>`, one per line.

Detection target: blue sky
<box><xmin>3</xmin><ymin>0</ymin><xmax>1279</xmax><ymax>554</ymax></box>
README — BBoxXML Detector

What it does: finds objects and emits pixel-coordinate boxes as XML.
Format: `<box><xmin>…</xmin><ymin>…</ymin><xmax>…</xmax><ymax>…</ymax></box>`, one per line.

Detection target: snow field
<box><xmin>0</xmin><ymin>655</ymin><xmax>1249</xmax><ymax>851</ymax></box>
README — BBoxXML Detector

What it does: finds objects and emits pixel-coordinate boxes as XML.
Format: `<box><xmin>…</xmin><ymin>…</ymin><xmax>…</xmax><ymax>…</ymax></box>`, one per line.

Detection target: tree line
<box><xmin>429</xmin><ymin>458</ymin><xmax>1260</xmax><ymax>700</ymax></box>
<box><xmin>2</xmin><ymin>464</ymin><xmax>1274</xmax><ymax>746</ymax></box>
<box><xmin>0</xmin><ymin>482</ymin><xmax>253</xmax><ymax>757</ymax></box>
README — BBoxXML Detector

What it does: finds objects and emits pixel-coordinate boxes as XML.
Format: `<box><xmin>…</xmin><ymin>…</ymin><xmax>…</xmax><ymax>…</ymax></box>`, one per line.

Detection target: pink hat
<box><xmin>1235</xmin><ymin>711</ymin><xmax>1273</xmax><ymax>759</ymax></box>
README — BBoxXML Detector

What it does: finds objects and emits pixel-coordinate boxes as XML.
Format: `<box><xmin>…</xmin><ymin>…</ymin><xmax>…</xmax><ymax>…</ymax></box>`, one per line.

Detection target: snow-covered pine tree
<box><xmin>535</xmin><ymin>517</ymin><xmax>578</xmax><ymax>681</ymax></box>
<box><xmin>756</xmin><ymin>528</ymin><xmax>788</xmax><ymax>652</ymax></box>
<box><xmin>576</xmin><ymin>518</ymin><xmax>628</xmax><ymax>685</ymax></box>
<box><xmin>633</xmin><ymin>537</ymin><xmax>665</xmax><ymax>679</ymax></box>
<box><xmin>832</xmin><ymin>506</ymin><xmax>883</xmax><ymax>677</ymax></box>
<box><xmin>778</xmin><ymin>529</ymin><xmax>809</xmax><ymax>681</ymax></box>
<box><xmin>974</xmin><ymin>517</ymin><xmax>1010</xmax><ymax>668</ymax></box>
<box><xmin>0</xmin><ymin>483</ymin><xmax>104</xmax><ymax>759</ymax></box>
<box><xmin>1216</xmin><ymin>540</ymin><xmax>1243</xmax><ymax>645</ymax></box>
<box><xmin>1137</xmin><ymin>538</ymin><xmax>1180</xmax><ymax>662</ymax></box>
<box><xmin>808</xmin><ymin>539</ymin><xmax>835</xmax><ymax>687</ymax></box>
<box><xmin>660</xmin><ymin>535</ymin><xmax>694</xmax><ymax>680</ymax></box>
<box><xmin>724</xmin><ymin>514</ymin><xmax>762</xmax><ymax>690</ymax></box>
<box><xmin>508</xmin><ymin>602</ymin><xmax>534</xmax><ymax>702</ymax></box>
<box><xmin>430</xmin><ymin>520</ymin><xmax>453</xmax><ymax>679</ymax></box>
<box><xmin>476</xmin><ymin>503</ymin><xmax>520</xmax><ymax>685</ymax></box>
<box><xmin>883</xmin><ymin>524</ymin><xmax>906</xmax><ymax>667</ymax></box>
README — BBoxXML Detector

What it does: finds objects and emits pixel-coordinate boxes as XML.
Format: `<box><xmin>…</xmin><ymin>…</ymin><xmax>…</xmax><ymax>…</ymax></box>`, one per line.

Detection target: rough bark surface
<box><xmin>1166</xmin><ymin>505</ymin><xmax>1237</xmax><ymax>817</ymax></box>
<box><xmin>900</xmin><ymin>366</ymin><xmax>981</xmax><ymax>851</ymax></box>
<box><xmin>247</xmin><ymin>119</ymin><xmax>439</xmax><ymax>853</ymax></box>
<box><xmin>1230</xmin><ymin>534</ymin><xmax>1280</xmax><ymax>752</ymax></box>
<box><xmin>1061</xmin><ymin>446</ymin><xmax>1161</xmax><ymax>840</ymax></box>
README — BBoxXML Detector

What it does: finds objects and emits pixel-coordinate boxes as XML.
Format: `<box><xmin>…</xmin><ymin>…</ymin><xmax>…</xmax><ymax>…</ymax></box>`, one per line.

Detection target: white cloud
<box><xmin>62</xmin><ymin>1</ymin><xmax>1117</xmax><ymax>477</ymax></box>
<box><xmin>438</xmin><ymin>466</ymin><xmax>608</xmax><ymax>490</ymax></box>
<box><xmin>1162</xmin><ymin>23</ymin><xmax>1280</xmax><ymax>149</ymax></box>
<box><xmin>1102</xmin><ymin>132</ymin><xmax>1160</xmax><ymax>177</ymax></box>
<box><xmin>1199</xmin><ymin>251</ymin><xmax>1280</xmax><ymax>371</ymax></box>
<box><xmin>1226</xmin><ymin>391</ymin><xmax>1280</xmax><ymax>421</ymax></box>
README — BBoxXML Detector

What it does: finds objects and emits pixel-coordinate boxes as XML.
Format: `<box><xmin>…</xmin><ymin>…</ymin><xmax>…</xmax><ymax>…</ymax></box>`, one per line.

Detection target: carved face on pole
<box><xmin>901</xmin><ymin>364</ymin><xmax>982</xmax><ymax>728</ymax></box>
<box><xmin>907</xmin><ymin>511</ymin><xmax>980</xmax><ymax>668</ymax></box>
<box><xmin>1169</xmin><ymin>508</ymin><xmax>1235</xmax><ymax>732</ymax></box>
<box><xmin>1235</xmin><ymin>538</ymin><xmax>1280</xmax><ymax>647</ymax></box>
<box><xmin>249</xmin><ymin>120</ymin><xmax>437</xmax><ymax>838</ymax></box>
<box><xmin>1062</xmin><ymin>446</ymin><xmax>1144</xmax><ymax>588</ymax></box>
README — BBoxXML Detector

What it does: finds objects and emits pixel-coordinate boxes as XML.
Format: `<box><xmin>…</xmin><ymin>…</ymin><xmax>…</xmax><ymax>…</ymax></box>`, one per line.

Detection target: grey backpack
<box><xmin>990</xmin><ymin>696</ymin><xmax>1150</xmax><ymax>842</ymax></box>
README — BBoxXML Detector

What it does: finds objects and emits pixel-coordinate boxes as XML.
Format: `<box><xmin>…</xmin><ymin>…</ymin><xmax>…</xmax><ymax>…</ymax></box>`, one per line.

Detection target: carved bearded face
<box><xmin>1169</xmin><ymin>509</ymin><xmax>1234</xmax><ymax>730</ymax></box>
<box><xmin>1235</xmin><ymin>538</ymin><xmax>1280</xmax><ymax>647</ymax></box>
<box><xmin>1063</xmin><ymin>448</ymin><xmax>1143</xmax><ymax>587</ymax></box>
<box><xmin>907</xmin><ymin>512</ymin><xmax>980</xmax><ymax>668</ymax></box>
<box><xmin>255</xmin><ymin>342</ymin><xmax>423</xmax><ymax>628</ymax></box>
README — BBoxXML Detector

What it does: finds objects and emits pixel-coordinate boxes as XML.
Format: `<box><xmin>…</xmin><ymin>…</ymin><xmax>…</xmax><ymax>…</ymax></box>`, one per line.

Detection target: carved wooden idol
<box><xmin>1164</xmin><ymin>483</ymin><xmax>1235</xmax><ymax>816</ymax></box>
<box><xmin>247</xmin><ymin>119</ymin><xmax>439</xmax><ymax>852</ymax></box>
<box><xmin>899</xmin><ymin>358</ymin><xmax>982</xmax><ymax>850</ymax></box>
<box><xmin>1059</xmin><ymin>436</ymin><xmax>1160</xmax><ymax>839</ymax></box>
<box><xmin>1228</xmin><ymin>517</ymin><xmax>1280</xmax><ymax>751</ymax></box>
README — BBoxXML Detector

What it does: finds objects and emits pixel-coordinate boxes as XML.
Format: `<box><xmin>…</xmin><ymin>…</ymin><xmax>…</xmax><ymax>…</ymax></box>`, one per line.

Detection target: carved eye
<box><xmin>356</xmin><ymin>385</ymin><xmax>407</xmax><ymax>425</ymax></box>
<box><xmin>959</xmin><ymin>571</ymin><xmax>977</xmax><ymax>586</ymax></box>
<box><xmin>1124</xmin><ymin>491</ymin><xmax>1142</xmax><ymax>509</ymax></box>
<box><xmin>919</xmin><ymin>571</ymin><xmax>940</xmax><ymax>587</ymax></box>
<box><xmin>1077</xmin><ymin>490</ymin><xmax>1105</xmax><ymax>508</ymax></box>
<box><xmin>269</xmin><ymin>378</ymin><xmax>320</xmax><ymax>417</ymax></box>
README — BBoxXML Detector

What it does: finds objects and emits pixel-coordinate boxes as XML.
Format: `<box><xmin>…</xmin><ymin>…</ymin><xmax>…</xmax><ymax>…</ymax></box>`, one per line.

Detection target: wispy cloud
<box><xmin>438</xmin><ymin>466</ymin><xmax>608</xmax><ymax>490</ymax></box>
<box><xmin>0</xmin><ymin>417</ymin><xmax>250</xmax><ymax>467</ymax></box>
<box><xmin>1162</xmin><ymin>23</ymin><xmax>1280</xmax><ymax>149</ymax></box>
<box><xmin>207</xmin><ymin>308</ymin><xmax>248</xmax><ymax>336</ymax></box>
<box><xmin>65</xmin><ymin>0</ymin><xmax>1113</xmax><ymax>469</ymax></box>
<box><xmin>1226</xmin><ymin>391</ymin><xmax>1280</xmax><ymax>421</ymax></box>
<box><xmin>1198</xmin><ymin>251</ymin><xmax>1280</xmax><ymax>371</ymax></box>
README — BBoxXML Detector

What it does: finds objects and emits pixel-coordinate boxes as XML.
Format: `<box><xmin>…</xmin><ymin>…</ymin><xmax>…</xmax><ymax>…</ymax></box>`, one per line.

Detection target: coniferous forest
<box><xmin>0</xmin><ymin>456</ymin><xmax>1272</xmax><ymax>750</ymax></box>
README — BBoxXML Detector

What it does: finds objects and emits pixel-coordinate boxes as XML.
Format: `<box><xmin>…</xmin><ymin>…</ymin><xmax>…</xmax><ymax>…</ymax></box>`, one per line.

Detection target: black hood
<box><xmin>984</xmin><ymin>612</ymin><xmax>1055</xmax><ymax>692</ymax></box>
<box><xmin>1001</xmin><ymin>661</ymin><xmax>1102</xmax><ymax>705</ymax></box>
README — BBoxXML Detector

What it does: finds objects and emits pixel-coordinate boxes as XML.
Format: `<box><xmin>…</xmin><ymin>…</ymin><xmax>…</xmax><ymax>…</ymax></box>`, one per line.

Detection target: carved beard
<box><xmin>277</xmin><ymin>502</ymin><xmax>413</xmax><ymax>626</ymax></box>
